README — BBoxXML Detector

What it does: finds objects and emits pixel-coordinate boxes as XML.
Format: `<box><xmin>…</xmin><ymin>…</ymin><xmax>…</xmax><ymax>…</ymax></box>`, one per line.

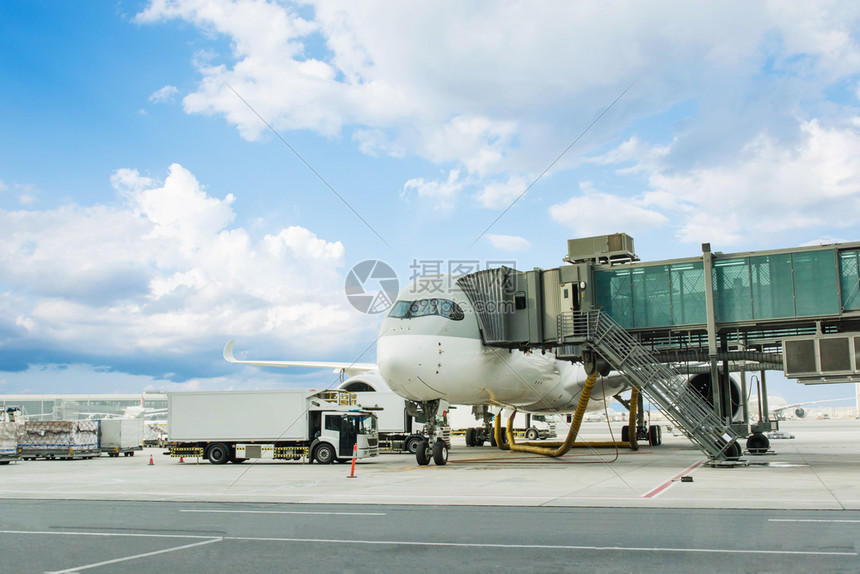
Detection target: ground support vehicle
<box><xmin>166</xmin><ymin>389</ymin><xmax>379</xmax><ymax>465</ymax></box>
<box><xmin>462</xmin><ymin>411</ymin><xmax>558</xmax><ymax>447</ymax></box>
<box><xmin>143</xmin><ymin>422</ymin><xmax>167</xmax><ymax>447</ymax></box>
<box><xmin>1</xmin><ymin>407</ymin><xmax>22</xmax><ymax>464</ymax></box>
<box><xmin>99</xmin><ymin>419</ymin><xmax>144</xmax><ymax>457</ymax></box>
<box><xmin>18</xmin><ymin>420</ymin><xmax>99</xmax><ymax>460</ymax></box>
<box><xmin>350</xmin><ymin>391</ymin><xmax>439</xmax><ymax>454</ymax></box>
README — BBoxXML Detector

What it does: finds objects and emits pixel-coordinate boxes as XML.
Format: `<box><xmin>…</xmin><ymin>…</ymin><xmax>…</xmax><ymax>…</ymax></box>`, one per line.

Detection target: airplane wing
<box><xmin>223</xmin><ymin>340</ymin><xmax>378</xmax><ymax>377</ymax></box>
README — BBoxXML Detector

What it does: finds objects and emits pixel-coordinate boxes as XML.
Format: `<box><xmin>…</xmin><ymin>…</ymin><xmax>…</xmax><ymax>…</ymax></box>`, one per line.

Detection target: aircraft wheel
<box><xmin>207</xmin><ymin>443</ymin><xmax>230</xmax><ymax>465</ymax></box>
<box><xmin>405</xmin><ymin>435</ymin><xmax>423</xmax><ymax>454</ymax></box>
<box><xmin>475</xmin><ymin>438</ymin><xmax>485</xmax><ymax>447</ymax></box>
<box><xmin>746</xmin><ymin>433</ymin><xmax>769</xmax><ymax>455</ymax></box>
<box><xmin>621</xmin><ymin>425</ymin><xmax>630</xmax><ymax>443</ymax></box>
<box><xmin>432</xmin><ymin>439</ymin><xmax>448</xmax><ymax>466</ymax></box>
<box><xmin>525</xmin><ymin>427</ymin><xmax>539</xmax><ymax>441</ymax></box>
<box><xmin>416</xmin><ymin>440</ymin><xmax>431</xmax><ymax>466</ymax></box>
<box><xmin>489</xmin><ymin>433</ymin><xmax>497</xmax><ymax>447</ymax></box>
<box><xmin>465</xmin><ymin>428</ymin><xmax>475</xmax><ymax>447</ymax></box>
<box><xmin>314</xmin><ymin>443</ymin><xmax>336</xmax><ymax>464</ymax></box>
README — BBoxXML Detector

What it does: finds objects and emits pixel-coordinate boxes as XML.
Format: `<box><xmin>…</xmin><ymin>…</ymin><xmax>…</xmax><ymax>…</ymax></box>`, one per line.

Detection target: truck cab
<box><xmin>314</xmin><ymin>411</ymin><xmax>378</xmax><ymax>463</ymax></box>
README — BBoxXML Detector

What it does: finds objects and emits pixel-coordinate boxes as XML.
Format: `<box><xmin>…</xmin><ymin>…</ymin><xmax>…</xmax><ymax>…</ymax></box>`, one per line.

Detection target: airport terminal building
<box><xmin>0</xmin><ymin>393</ymin><xmax>167</xmax><ymax>420</ymax></box>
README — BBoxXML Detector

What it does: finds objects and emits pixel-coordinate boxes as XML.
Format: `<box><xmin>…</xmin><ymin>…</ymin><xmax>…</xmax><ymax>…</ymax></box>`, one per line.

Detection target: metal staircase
<box><xmin>558</xmin><ymin>310</ymin><xmax>744</xmax><ymax>461</ymax></box>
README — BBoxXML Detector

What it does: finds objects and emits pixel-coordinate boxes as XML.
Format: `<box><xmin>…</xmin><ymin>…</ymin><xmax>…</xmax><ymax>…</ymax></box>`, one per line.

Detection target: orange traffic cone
<box><xmin>347</xmin><ymin>443</ymin><xmax>357</xmax><ymax>479</ymax></box>
<box><xmin>179</xmin><ymin>456</ymin><xmax>184</xmax><ymax>463</ymax></box>
<box><xmin>148</xmin><ymin>455</ymin><xmax>154</xmax><ymax>466</ymax></box>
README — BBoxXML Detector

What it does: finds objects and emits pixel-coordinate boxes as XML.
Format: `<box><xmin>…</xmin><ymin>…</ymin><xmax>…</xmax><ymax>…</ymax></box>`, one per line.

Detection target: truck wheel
<box><xmin>207</xmin><ymin>443</ymin><xmax>230</xmax><ymax>465</ymax></box>
<box><xmin>314</xmin><ymin>443</ymin><xmax>336</xmax><ymax>464</ymax></box>
<box><xmin>416</xmin><ymin>440</ymin><xmax>431</xmax><ymax>465</ymax></box>
<box><xmin>405</xmin><ymin>435</ymin><xmax>423</xmax><ymax>454</ymax></box>
<box><xmin>525</xmin><ymin>427</ymin><xmax>539</xmax><ymax>441</ymax></box>
<box><xmin>432</xmin><ymin>440</ymin><xmax>448</xmax><ymax>466</ymax></box>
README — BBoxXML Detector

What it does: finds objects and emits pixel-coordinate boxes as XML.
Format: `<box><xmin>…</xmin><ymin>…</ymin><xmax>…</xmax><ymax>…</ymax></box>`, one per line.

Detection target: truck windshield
<box><xmin>351</xmin><ymin>414</ymin><xmax>377</xmax><ymax>435</ymax></box>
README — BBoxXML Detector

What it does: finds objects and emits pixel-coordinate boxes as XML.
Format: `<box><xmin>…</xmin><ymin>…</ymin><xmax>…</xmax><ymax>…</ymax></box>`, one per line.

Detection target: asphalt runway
<box><xmin>1</xmin><ymin>420</ymin><xmax>858</xmax><ymax>572</ymax></box>
<box><xmin>1</xmin><ymin>500</ymin><xmax>858</xmax><ymax>573</ymax></box>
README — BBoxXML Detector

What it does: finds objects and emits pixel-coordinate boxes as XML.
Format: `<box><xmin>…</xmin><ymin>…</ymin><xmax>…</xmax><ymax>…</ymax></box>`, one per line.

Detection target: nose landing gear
<box><xmin>413</xmin><ymin>399</ymin><xmax>449</xmax><ymax>466</ymax></box>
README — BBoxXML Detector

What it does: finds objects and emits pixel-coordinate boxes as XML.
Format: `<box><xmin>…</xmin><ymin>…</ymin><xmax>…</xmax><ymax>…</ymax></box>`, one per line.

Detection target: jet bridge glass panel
<box><xmin>793</xmin><ymin>250</ymin><xmax>839</xmax><ymax>316</ymax></box>
<box><xmin>594</xmin><ymin>261</ymin><xmax>706</xmax><ymax>329</ymax></box>
<box><xmin>712</xmin><ymin>251</ymin><xmax>839</xmax><ymax>322</ymax></box>
<box><xmin>594</xmin><ymin>248</ymin><xmax>843</xmax><ymax>330</ymax></box>
<box><xmin>839</xmin><ymin>249</ymin><xmax>860</xmax><ymax>311</ymax></box>
<box><xmin>749</xmin><ymin>253</ymin><xmax>794</xmax><ymax>319</ymax></box>
<box><xmin>713</xmin><ymin>258</ymin><xmax>752</xmax><ymax>323</ymax></box>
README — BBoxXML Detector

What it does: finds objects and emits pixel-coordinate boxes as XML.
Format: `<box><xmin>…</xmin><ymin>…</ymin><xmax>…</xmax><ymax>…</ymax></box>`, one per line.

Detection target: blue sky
<box><xmin>2</xmin><ymin>0</ymin><xmax>860</xmax><ymax>405</ymax></box>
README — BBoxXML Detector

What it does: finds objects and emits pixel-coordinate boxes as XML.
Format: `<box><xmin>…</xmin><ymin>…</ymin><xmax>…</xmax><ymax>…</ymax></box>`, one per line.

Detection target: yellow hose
<box><xmin>492</xmin><ymin>379</ymin><xmax>643</xmax><ymax>457</ymax></box>
<box><xmin>627</xmin><ymin>386</ymin><xmax>640</xmax><ymax>451</ymax></box>
<box><xmin>498</xmin><ymin>372</ymin><xmax>599</xmax><ymax>456</ymax></box>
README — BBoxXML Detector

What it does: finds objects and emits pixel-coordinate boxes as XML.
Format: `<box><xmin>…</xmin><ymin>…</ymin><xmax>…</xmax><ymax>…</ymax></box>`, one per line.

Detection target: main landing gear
<box><xmin>413</xmin><ymin>399</ymin><xmax>448</xmax><ymax>466</ymax></box>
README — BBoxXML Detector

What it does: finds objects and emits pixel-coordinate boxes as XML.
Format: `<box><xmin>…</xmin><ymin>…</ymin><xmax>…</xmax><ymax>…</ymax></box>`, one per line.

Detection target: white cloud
<box><xmin>402</xmin><ymin>169</ymin><xmax>464</xmax><ymax>211</ymax></box>
<box><xmin>486</xmin><ymin>234</ymin><xmax>532</xmax><ymax>252</ymax></box>
<box><xmin>576</xmin><ymin>117</ymin><xmax>860</xmax><ymax>246</ymax></box>
<box><xmin>549</xmin><ymin>182</ymin><xmax>668</xmax><ymax>238</ymax></box>
<box><xmin>149</xmin><ymin>85</ymin><xmax>179</xmax><ymax>104</ymax></box>
<box><xmin>0</xmin><ymin>163</ymin><xmax>363</xmax><ymax>362</ymax></box>
<box><xmin>476</xmin><ymin>175</ymin><xmax>528</xmax><ymax>209</ymax></box>
<box><xmin>134</xmin><ymin>1</ymin><xmax>860</xmax><ymax>186</ymax></box>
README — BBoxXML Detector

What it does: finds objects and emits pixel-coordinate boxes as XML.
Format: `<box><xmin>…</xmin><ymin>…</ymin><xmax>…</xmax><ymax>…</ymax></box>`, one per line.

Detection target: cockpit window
<box><xmin>388</xmin><ymin>298</ymin><xmax>465</xmax><ymax>321</ymax></box>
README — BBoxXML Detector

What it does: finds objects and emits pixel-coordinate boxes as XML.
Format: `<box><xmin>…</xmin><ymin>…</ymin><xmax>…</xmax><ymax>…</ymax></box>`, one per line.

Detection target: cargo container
<box><xmin>18</xmin><ymin>420</ymin><xmax>99</xmax><ymax>460</ymax></box>
<box><xmin>99</xmin><ymin>419</ymin><xmax>144</xmax><ymax>457</ymax></box>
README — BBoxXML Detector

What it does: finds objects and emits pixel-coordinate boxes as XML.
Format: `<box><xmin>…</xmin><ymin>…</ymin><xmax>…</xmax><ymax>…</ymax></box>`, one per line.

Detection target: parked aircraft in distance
<box><xmin>748</xmin><ymin>395</ymin><xmax>852</xmax><ymax>420</ymax></box>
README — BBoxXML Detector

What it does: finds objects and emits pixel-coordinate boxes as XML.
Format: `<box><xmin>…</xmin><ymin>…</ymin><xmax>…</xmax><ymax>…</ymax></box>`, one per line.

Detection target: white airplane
<box><xmin>83</xmin><ymin>405</ymin><xmax>168</xmax><ymax>420</ymax></box>
<box><xmin>748</xmin><ymin>395</ymin><xmax>852</xmax><ymax>421</ymax></box>
<box><xmin>225</xmin><ymin>275</ymin><xmax>728</xmax><ymax>465</ymax></box>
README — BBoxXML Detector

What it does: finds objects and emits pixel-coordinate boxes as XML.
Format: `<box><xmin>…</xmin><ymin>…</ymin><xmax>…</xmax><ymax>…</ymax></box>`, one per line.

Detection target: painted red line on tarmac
<box><xmin>642</xmin><ymin>460</ymin><xmax>705</xmax><ymax>498</ymax></box>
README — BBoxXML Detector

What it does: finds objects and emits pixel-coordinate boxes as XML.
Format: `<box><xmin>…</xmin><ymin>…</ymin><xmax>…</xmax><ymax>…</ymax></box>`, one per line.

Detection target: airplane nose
<box><xmin>378</xmin><ymin>335</ymin><xmax>417</xmax><ymax>385</ymax></box>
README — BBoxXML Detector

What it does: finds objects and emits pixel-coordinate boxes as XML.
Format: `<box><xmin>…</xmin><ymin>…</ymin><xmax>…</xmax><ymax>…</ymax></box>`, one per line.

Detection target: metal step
<box><xmin>558</xmin><ymin>310</ymin><xmax>743</xmax><ymax>460</ymax></box>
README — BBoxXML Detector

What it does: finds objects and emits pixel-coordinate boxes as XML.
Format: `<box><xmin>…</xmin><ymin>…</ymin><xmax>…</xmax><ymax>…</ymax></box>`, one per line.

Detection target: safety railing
<box><xmin>557</xmin><ymin>310</ymin><xmax>743</xmax><ymax>461</ymax></box>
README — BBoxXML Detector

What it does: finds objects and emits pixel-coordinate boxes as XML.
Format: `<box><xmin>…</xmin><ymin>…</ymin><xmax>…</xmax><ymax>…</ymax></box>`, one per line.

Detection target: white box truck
<box><xmin>167</xmin><ymin>389</ymin><xmax>379</xmax><ymax>465</ymax></box>
<box><xmin>99</xmin><ymin>419</ymin><xmax>144</xmax><ymax>457</ymax></box>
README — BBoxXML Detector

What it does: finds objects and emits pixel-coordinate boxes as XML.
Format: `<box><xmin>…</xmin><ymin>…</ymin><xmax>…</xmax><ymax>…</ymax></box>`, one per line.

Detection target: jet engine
<box><xmin>338</xmin><ymin>373</ymin><xmax>391</xmax><ymax>393</ymax></box>
<box><xmin>794</xmin><ymin>407</ymin><xmax>806</xmax><ymax>419</ymax></box>
<box><xmin>686</xmin><ymin>372</ymin><xmax>742</xmax><ymax>421</ymax></box>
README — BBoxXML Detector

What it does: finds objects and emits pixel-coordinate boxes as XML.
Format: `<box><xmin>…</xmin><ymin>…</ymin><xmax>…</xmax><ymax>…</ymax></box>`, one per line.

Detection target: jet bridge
<box><xmin>457</xmin><ymin>234</ymin><xmax>860</xmax><ymax>461</ymax></box>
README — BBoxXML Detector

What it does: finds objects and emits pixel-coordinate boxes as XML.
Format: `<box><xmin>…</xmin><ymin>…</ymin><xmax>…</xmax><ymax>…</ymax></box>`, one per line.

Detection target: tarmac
<box><xmin>1</xmin><ymin>420</ymin><xmax>858</xmax><ymax>510</ymax></box>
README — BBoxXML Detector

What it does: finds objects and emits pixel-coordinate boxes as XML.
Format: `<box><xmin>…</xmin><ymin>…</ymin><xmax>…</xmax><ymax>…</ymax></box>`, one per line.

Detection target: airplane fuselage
<box><xmin>377</xmin><ymin>277</ymin><xmax>628</xmax><ymax>412</ymax></box>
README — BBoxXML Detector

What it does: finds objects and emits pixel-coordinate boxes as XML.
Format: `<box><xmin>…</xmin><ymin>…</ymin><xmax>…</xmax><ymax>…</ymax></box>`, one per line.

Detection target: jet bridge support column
<box><xmin>702</xmin><ymin>243</ymin><xmax>724</xmax><ymax>422</ymax></box>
